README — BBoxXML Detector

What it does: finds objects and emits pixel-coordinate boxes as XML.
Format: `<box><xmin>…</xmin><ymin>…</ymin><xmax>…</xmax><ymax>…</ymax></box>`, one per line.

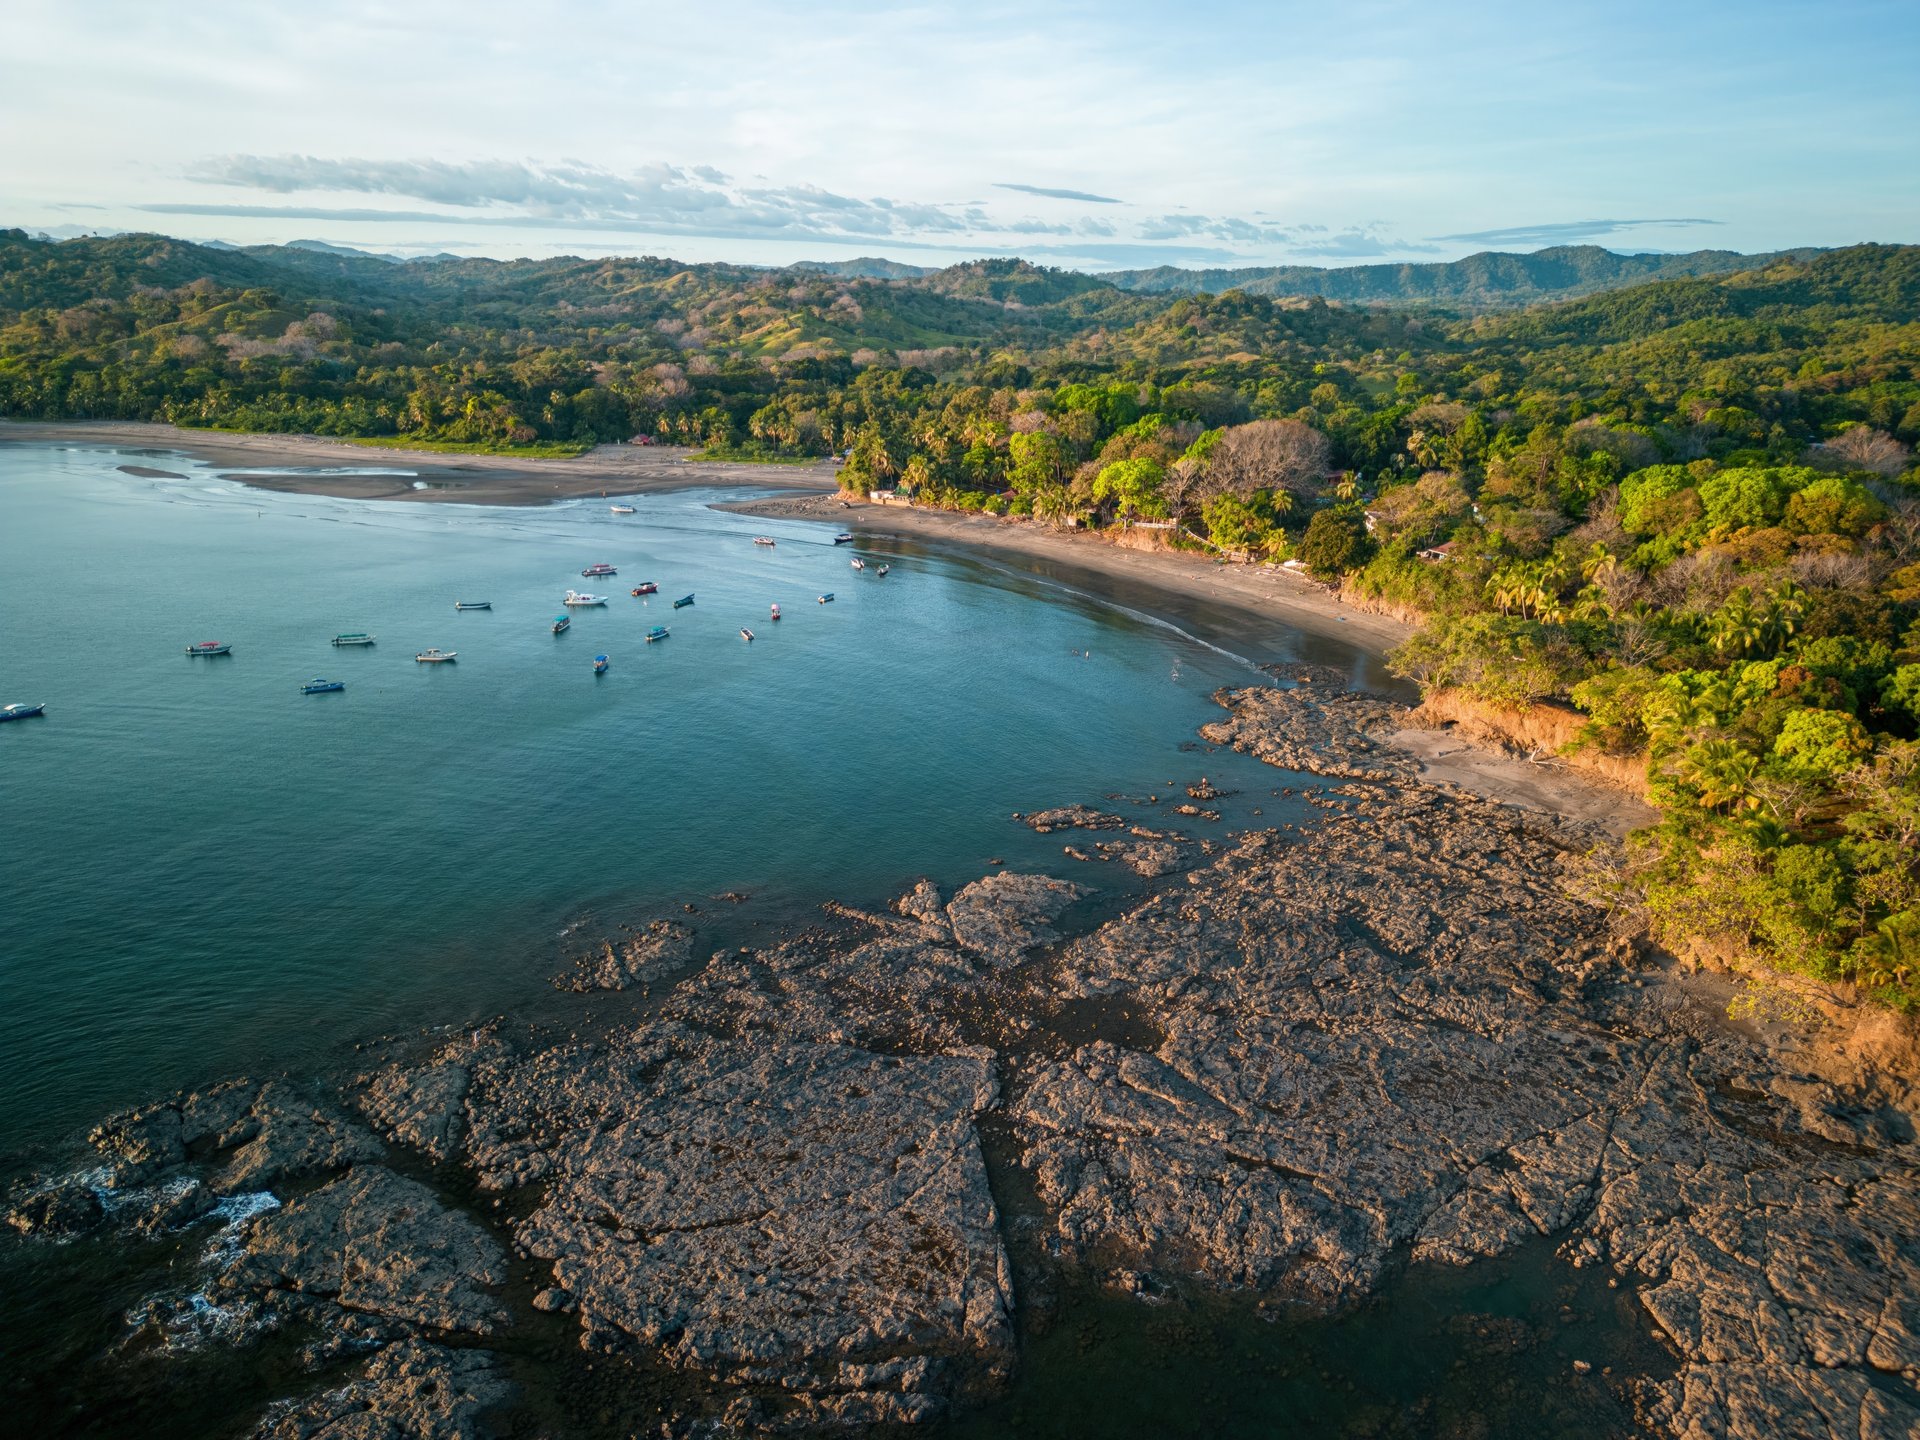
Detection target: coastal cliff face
<box><xmin>8</xmin><ymin>686</ymin><xmax>1918</xmax><ymax>1438</ymax></box>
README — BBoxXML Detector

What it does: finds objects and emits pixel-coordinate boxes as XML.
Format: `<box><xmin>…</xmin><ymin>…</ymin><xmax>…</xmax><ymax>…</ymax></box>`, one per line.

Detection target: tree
<box><xmin>1196</xmin><ymin>419</ymin><xmax>1329</xmax><ymax>503</ymax></box>
<box><xmin>1091</xmin><ymin>457</ymin><xmax>1168</xmax><ymax>520</ymax></box>
<box><xmin>1296</xmin><ymin>509</ymin><xmax>1370</xmax><ymax>580</ymax></box>
<box><xmin>1815</xmin><ymin>426</ymin><xmax>1911</xmax><ymax>478</ymax></box>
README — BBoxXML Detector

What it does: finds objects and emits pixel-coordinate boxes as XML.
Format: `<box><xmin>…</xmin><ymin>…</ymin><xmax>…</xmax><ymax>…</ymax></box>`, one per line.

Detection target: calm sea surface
<box><xmin>0</xmin><ymin>442</ymin><xmax>1397</xmax><ymax>1152</ymax></box>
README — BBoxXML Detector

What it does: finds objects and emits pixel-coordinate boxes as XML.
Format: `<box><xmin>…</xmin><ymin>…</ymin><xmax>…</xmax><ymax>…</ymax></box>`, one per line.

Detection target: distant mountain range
<box><xmin>1095</xmin><ymin>246</ymin><xmax>1831</xmax><ymax>307</ymax></box>
<box><xmin>0</xmin><ymin>228</ymin><xmax>1853</xmax><ymax>320</ymax></box>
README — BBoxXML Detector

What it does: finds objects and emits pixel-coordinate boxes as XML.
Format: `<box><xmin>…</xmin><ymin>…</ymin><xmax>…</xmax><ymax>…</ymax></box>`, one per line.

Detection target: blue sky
<box><xmin>4</xmin><ymin>0</ymin><xmax>1916</xmax><ymax>270</ymax></box>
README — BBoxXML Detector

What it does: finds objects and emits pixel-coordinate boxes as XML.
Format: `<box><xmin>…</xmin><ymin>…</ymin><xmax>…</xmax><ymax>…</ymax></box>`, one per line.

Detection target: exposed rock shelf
<box><xmin>6</xmin><ymin>685</ymin><xmax>1917</xmax><ymax>1439</ymax></box>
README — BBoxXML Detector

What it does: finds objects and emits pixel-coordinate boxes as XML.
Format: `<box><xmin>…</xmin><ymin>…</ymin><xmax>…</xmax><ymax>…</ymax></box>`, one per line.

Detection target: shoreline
<box><xmin>0</xmin><ymin>419</ymin><xmax>839</xmax><ymax>506</ymax></box>
<box><xmin>722</xmin><ymin>491</ymin><xmax>1659</xmax><ymax>834</ymax></box>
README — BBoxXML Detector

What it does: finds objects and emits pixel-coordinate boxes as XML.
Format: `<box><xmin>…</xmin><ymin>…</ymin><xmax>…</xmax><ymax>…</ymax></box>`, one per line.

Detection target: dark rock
<box><xmin>553</xmin><ymin>919</ymin><xmax>695</xmax><ymax>993</ymax></box>
<box><xmin>250</xmin><ymin>1340</ymin><xmax>513</xmax><ymax>1439</ymax></box>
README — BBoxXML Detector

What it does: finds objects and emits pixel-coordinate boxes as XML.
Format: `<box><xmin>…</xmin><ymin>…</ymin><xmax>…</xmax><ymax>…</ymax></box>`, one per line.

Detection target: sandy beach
<box><xmin>0</xmin><ymin>419</ymin><xmax>839</xmax><ymax>505</ymax></box>
<box><xmin>722</xmin><ymin>490</ymin><xmax>1416</xmax><ymax>655</ymax></box>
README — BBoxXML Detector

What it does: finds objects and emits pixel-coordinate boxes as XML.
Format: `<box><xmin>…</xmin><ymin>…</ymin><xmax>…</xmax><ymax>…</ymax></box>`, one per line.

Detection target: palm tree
<box><xmin>1679</xmin><ymin>738</ymin><xmax>1762</xmax><ymax>812</ymax></box>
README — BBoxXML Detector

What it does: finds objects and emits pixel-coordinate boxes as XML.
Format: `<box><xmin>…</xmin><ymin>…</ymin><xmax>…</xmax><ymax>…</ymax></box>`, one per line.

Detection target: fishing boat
<box><xmin>582</xmin><ymin>562</ymin><xmax>619</xmax><ymax>577</ymax></box>
<box><xmin>645</xmin><ymin>626</ymin><xmax>670</xmax><ymax>643</ymax></box>
<box><xmin>877</xmin><ymin>564</ymin><xmax>890</xmax><ymax>576</ymax></box>
<box><xmin>300</xmin><ymin>679</ymin><xmax>344</xmax><ymax>695</ymax></box>
<box><xmin>415</xmin><ymin>648</ymin><xmax>457</xmax><ymax>663</ymax></box>
<box><xmin>752</xmin><ymin>536</ymin><xmax>776</xmax><ymax>546</ymax></box>
<box><xmin>0</xmin><ymin>702</ymin><xmax>46</xmax><ymax>722</ymax></box>
<box><xmin>818</xmin><ymin>592</ymin><xmax>835</xmax><ymax>604</ymax></box>
<box><xmin>834</xmin><ymin>532</ymin><xmax>854</xmax><ymax>544</ymax></box>
<box><xmin>454</xmin><ymin>601</ymin><xmax>491</xmax><ymax>611</ymax></box>
<box><xmin>672</xmin><ymin>594</ymin><xmax>694</xmax><ymax>609</ymax></box>
<box><xmin>770</xmin><ymin>603</ymin><xmax>781</xmax><ymax>620</ymax></box>
<box><xmin>331</xmin><ymin>633</ymin><xmax>375</xmax><ymax>647</ymax></box>
<box><xmin>850</xmin><ymin>557</ymin><xmax>866</xmax><ymax>570</ymax></box>
<box><xmin>564</xmin><ymin>591</ymin><xmax>609</xmax><ymax>607</ymax></box>
<box><xmin>552</xmin><ymin>615</ymin><xmax>571</xmax><ymax>634</ymax></box>
<box><xmin>609</xmin><ymin>505</ymin><xmax>636</xmax><ymax>514</ymax></box>
<box><xmin>632</xmin><ymin>582</ymin><xmax>658</xmax><ymax>596</ymax></box>
<box><xmin>741</xmin><ymin>628</ymin><xmax>755</xmax><ymax>642</ymax></box>
<box><xmin>593</xmin><ymin>654</ymin><xmax>610</xmax><ymax>674</ymax></box>
<box><xmin>184</xmin><ymin>641</ymin><xmax>231</xmax><ymax>657</ymax></box>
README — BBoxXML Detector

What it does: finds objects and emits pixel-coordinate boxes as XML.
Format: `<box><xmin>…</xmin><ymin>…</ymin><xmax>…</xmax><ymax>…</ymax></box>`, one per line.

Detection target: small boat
<box><xmin>300</xmin><ymin>679</ymin><xmax>344</xmax><ymax>695</ymax></box>
<box><xmin>770</xmin><ymin>603</ymin><xmax>781</xmax><ymax>621</ymax></box>
<box><xmin>552</xmin><ymin>615</ymin><xmax>571</xmax><ymax>634</ymax></box>
<box><xmin>415</xmin><ymin>649</ymin><xmax>457</xmax><ymax>663</ymax></box>
<box><xmin>645</xmin><ymin>626</ymin><xmax>670</xmax><ymax>643</ymax></box>
<box><xmin>564</xmin><ymin>591</ymin><xmax>609</xmax><ymax>607</ymax></box>
<box><xmin>850</xmin><ymin>557</ymin><xmax>866</xmax><ymax>571</ymax></box>
<box><xmin>752</xmin><ymin>536</ymin><xmax>776</xmax><ymax>546</ymax></box>
<box><xmin>876</xmin><ymin>564</ymin><xmax>890</xmax><ymax>576</ymax></box>
<box><xmin>593</xmin><ymin>654</ymin><xmax>610</xmax><ymax>674</ymax></box>
<box><xmin>454</xmin><ymin>601</ymin><xmax>491</xmax><ymax>611</ymax></box>
<box><xmin>331</xmin><ymin>633</ymin><xmax>375</xmax><ymax>647</ymax></box>
<box><xmin>834</xmin><ymin>533</ymin><xmax>854</xmax><ymax>544</ymax></box>
<box><xmin>185</xmin><ymin>641</ymin><xmax>231</xmax><ymax>657</ymax></box>
<box><xmin>741</xmin><ymin>628</ymin><xmax>755</xmax><ymax>642</ymax></box>
<box><xmin>632</xmin><ymin>582</ymin><xmax>658</xmax><ymax>596</ymax></box>
<box><xmin>609</xmin><ymin>505</ymin><xmax>636</xmax><ymax>514</ymax></box>
<box><xmin>672</xmin><ymin>594</ymin><xmax>694</xmax><ymax>609</ymax></box>
<box><xmin>818</xmin><ymin>592</ymin><xmax>835</xmax><ymax>604</ymax></box>
<box><xmin>0</xmin><ymin>702</ymin><xmax>46</xmax><ymax>722</ymax></box>
<box><xmin>582</xmin><ymin>563</ymin><xmax>618</xmax><ymax>577</ymax></box>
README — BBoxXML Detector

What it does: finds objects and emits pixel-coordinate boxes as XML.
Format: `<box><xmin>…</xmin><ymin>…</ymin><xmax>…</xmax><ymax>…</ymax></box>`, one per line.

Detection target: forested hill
<box><xmin>1101</xmin><ymin>245</ymin><xmax>1824</xmax><ymax>307</ymax></box>
<box><xmin>7</xmin><ymin>228</ymin><xmax>1920</xmax><ymax>1009</ymax></box>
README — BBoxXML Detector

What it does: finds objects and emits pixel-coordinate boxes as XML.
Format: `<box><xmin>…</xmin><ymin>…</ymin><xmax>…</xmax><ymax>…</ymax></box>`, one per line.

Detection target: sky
<box><xmin>4</xmin><ymin>0</ymin><xmax>1918</xmax><ymax>272</ymax></box>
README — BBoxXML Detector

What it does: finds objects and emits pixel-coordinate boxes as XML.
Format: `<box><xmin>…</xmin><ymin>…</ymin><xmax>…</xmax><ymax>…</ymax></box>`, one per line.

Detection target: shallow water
<box><xmin>0</xmin><ymin>442</ymin><xmax>1395</xmax><ymax>1154</ymax></box>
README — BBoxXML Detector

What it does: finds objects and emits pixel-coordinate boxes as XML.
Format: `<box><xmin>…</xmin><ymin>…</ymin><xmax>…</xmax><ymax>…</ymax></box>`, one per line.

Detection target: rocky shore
<box><xmin>7</xmin><ymin>683</ymin><xmax>1918</xmax><ymax>1438</ymax></box>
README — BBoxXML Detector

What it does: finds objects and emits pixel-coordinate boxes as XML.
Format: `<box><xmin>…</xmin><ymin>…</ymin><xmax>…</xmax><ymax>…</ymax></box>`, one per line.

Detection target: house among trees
<box><xmin>1417</xmin><ymin>541</ymin><xmax>1455</xmax><ymax>562</ymax></box>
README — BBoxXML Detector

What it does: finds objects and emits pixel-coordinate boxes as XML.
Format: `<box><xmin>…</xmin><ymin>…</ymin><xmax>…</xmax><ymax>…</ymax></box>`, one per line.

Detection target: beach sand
<box><xmin>724</xmin><ymin>490</ymin><xmax>1657</xmax><ymax>835</ymax></box>
<box><xmin>0</xmin><ymin>419</ymin><xmax>839</xmax><ymax>505</ymax></box>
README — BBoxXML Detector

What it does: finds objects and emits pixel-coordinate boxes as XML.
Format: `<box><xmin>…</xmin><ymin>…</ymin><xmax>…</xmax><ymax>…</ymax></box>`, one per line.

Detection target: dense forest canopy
<box><xmin>8</xmin><ymin>229</ymin><xmax>1920</xmax><ymax>1008</ymax></box>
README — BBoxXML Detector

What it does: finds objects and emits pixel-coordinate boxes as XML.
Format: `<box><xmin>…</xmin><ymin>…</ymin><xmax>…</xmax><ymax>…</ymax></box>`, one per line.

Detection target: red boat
<box><xmin>631</xmin><ymin>582</ymin><xmax>658</xmax><ymax>596</ymax></box>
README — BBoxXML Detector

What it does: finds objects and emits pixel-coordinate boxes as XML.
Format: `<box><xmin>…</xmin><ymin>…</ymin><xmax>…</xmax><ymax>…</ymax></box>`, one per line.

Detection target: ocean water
<box><xmin>0</xmin><ymin>442</ymin><xmax>1398</xmax><ymax>1153</ymax></box>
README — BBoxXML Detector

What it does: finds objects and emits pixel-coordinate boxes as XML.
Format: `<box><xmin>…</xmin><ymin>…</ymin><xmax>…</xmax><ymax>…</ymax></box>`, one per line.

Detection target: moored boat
<box><xmin>645</xmin><ymin>626</ymin><xmax>670</xmax><ymax>642</ymax></box>
<box><xmin>741</xmin><ymin>628</ymin><xmax>755</xmax><ymax>642</ymax></box>
<box><xmin>752</xmin><ymin>536</ymin><xmax>776</xmax><ymax>546</ymax></box>
<box><xmin>582</xmin><ymin>563</ymin><xmax>619</xmax><ymax>577</ymax></box>
<box><xmin>331</xmin><ymin>633</ymin><xmax>375</xmax><ymax>646</ymax></box>
<box><xmin>770</xmin><ymin>603</ymin><xmax>781</xmax><ymax>620</ymax></box>
<box><xmin>877</xmin><ymin>564</ymin><xmax>890</xmax><ymax>576</ymax></box>
<box><xmin>564</xmin><ymin>591</ymin><xmax>609</xmax><ymax>606</ymax></box>
<box><xmin>850</xmin><ymin>557</ymin><xmax>866</xmax><ymax>570</ymax></box>
<box><xmin>609</xmin><ymin>505</ymin><xmax>636</xmax><ymax>514</ymax></box>
<box><xmin>184</xmin><ymin>641</ymin><xmax>231</xmax><ymax>657</ymax></box>
<box><xmin>300</xmin><ymin>678</ymin><xmax>344</xmax><ymax>694</ymax></box>
<box><xmin>672</xmin><ymin>594</ymin><xmax>694</xmax><ymax>609</ymax></box>
<box><xmin>0</xmin><ymin>702</ymin><xmax>46</xmax><ymax>722</ymax></box>
<box><xmin>552</xmin><ymin>615</ymin><xmax>571</xmax><ymax>634</ymax></box>
<box><xmin>415</xmin><ymin>648</ymin><xmax>457</xmax><ymax>663</ymax></box>
<box><xmin>454</xmin><ymin>601</ymin><xmax>491</xmax><ymax>610</ymax></box>
<box><xmin>632</xmin><ymin>582</ymin><xmax>658</xmax><ymax>596</ymax></box>
<box><xmin>818</xmin><ymin>592</ymin><xmax>835</xmax><ymax>604</ymax></box>
<box><xmin>593</xmin><ymin>654</ymin><xmax>610</xmax><ymax>673</ymax></box>
<box><xmin>834</xmin><ymin>532</ymin><xmax>854</xmax><ymax>544</ymax></box>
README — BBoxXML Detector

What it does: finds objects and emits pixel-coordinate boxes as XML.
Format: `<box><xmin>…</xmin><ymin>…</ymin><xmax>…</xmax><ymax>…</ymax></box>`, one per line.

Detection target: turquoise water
<box><xmin>0</xmin><ymin>443</ymin><xmax>1396</xmax><ymax>1152</ymax></box>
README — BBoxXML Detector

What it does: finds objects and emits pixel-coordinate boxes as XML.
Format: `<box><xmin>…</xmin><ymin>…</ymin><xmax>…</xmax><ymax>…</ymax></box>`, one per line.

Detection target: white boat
<box><xmin>454</xmin><ymin>601</ymin><xmax>491</xmax><ymax>611</ymax></box>
<box><xmin>850</xmin><ymin>558</ymin><xmax>866</xmax><ymax>570</ymax></box>
<box><xmin>415</xmin><ymin>648</ymin><xmax>457</xmax><ymax>663</ymax></box>
<box><xmin>331</xmin><ymin>633</ymin><xmax>376</xmax><ymax>646</ymax></box>
<box><xmin>876</xmin><ymin>564</ymin><xmax>890</xmax><ymax>576</ymax></box>
<box><xmin>610</xmin><ymin>505</ymin><xmax>636</xmax><ymax>514</ymax></box>
<box><xmin>564</xmin><ymin>591</ymin><xmax>609</xmax><ymax>607</ymax></box>
<box><xmin>741</xmin><ymin>628</ymin><xmax>755</xmax><ymax>642</ymax></box>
